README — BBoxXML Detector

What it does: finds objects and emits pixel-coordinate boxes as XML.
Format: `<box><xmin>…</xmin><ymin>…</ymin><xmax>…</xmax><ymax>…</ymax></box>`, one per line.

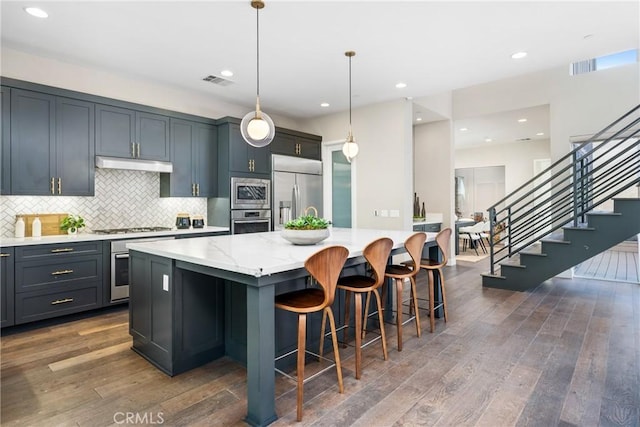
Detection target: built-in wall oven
<box><xmin>231</xmin><ymin>177</ymin><xmax>270</xmax><ymax>210</ymax></box>
<box><xmin>231</xmin><ymin>210</ymin><xmax>272</xmax><ymax>234</ymax></box>
<box><xmin>110</xmin><ymin>235</ymin><xmax>175</xmax><ymax>302</ymax></box>
<box><xmin>230</xmin><ymin>177</ymin><xmax>272</xmax><ymax>234</ymax></box>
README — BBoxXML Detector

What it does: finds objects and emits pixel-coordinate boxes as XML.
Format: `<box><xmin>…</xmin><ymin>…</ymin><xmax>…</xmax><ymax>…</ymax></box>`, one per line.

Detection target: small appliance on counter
<box><xmin>176</xmin><ymin>213</ymin><xmax>191</xmax><ymax>229</ymax></box>
<box><xmin>192</xmin><ymin>215</ymin><xmax>205</xmax><ymax>228</ymax></box>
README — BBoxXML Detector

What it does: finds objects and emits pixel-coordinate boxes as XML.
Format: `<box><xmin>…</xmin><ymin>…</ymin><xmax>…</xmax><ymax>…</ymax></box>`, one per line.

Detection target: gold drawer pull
<box><xmin>51</xmin><ymin>269</ymin><xmax>74</xmax><ymax>276</ymax></box>
<box><xmin>51</xmin><ymin>298</ymin><xmax>74</xmax><ymax>305</ymax></box>
<box><xmin>51</xmin><ymin>248</ymin><xmax>74</xmax><ymax>253</ymax></box>
<box><xmin>0</xmin><ymin>253</ymin><xmax>10</xmax><ymax>258</ymax></box>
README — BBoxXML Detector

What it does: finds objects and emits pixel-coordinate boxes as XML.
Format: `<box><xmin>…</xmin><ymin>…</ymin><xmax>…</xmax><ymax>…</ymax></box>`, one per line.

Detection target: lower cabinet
<box><xmin>1</xmin><ymin>247</ymin><xmax>15</xmax><ymax>328</ymax></box>
<box><xmin>413</xmin><ymin>223</ymin><xmax>442</xmax><ymax>232</ymax></box>
<box><xmin>129</xmin><ymin>251</ymin><xmax>225</xmax><ymax>376</ymax></box>
<box><xmin>13</xmin><ymin>242</ymin><xmax>103</xmax><ymax>324</ymax></box>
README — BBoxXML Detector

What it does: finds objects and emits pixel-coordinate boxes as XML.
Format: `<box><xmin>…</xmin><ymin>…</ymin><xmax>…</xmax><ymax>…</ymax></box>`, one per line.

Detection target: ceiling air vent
<box><xmin>516</xmin><ymin>137</ymin><xmax>532</xmax><ymax>142</ymax></box>
<box><xmin>202</xmin><ymin>75</ymin><xmax>234</xmax><ymax>86</ymax></box>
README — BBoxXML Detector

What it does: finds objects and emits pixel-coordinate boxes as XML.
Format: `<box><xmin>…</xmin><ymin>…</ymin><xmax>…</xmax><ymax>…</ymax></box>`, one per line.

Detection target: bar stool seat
<box><xmin>274</xmin><ymin>245</ymin><xmax>349</xmax><ymax>422</ymax></box>
<box><xmin>384</xmin><ymin>232</ymin><xmax>426</xmax><ymax>352</ymax></box>
<box><xmin>330</xmin><ymin>237</ymin><xmax>393</xmax><ymax>380</ymax></box>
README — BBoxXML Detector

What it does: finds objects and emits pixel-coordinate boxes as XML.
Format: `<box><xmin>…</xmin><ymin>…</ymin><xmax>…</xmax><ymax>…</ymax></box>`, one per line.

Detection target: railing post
<box><xmin>507</xmin><ymin>207</ymin><xmax>512</xmax><ymax>257</ymax></box>
<box><xmin>572</xmin><ymin>151</ymin><xmax>579</xmax><ymax>226</ymax></box>
<box><xmin>489</xmin><ymin>207</ymin><xmax>495</xmax><ymax>275</ymax></box>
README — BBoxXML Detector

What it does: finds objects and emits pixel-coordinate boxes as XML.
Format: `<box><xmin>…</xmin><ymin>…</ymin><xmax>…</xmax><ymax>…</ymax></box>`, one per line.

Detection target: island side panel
<box><xmin>245</xmin><ymin>283</ymin><xmax>278</xmax><ymax>427</ymax></box>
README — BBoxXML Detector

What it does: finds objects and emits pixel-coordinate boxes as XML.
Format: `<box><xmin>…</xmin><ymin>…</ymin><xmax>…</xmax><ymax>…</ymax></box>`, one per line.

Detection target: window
<box><xmin>570</xmin><ymin>49</ymin><xmax>638</xmax><ymax>76</ymax></box>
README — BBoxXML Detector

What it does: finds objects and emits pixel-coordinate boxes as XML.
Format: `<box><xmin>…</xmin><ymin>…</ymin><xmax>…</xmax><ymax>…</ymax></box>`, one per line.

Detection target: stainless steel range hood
<box><xmin>95</xmin><ymin>156</ymin><xmax>173</xmax><ymax>173</ymax></box>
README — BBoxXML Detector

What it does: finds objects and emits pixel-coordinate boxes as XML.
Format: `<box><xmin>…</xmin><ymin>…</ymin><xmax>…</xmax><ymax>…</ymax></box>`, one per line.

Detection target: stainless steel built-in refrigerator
<box><xmin>272</xmin><ymin>154</ymin><xmax>322</xmax><ymax>230</ymax></box>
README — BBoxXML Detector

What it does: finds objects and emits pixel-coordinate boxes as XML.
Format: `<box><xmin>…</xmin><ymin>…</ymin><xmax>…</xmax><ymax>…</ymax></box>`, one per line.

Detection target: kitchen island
<box><xmin>127</xmin><ymin>228</ymin><xmax>437</xmax><ymax>426</ymax></box>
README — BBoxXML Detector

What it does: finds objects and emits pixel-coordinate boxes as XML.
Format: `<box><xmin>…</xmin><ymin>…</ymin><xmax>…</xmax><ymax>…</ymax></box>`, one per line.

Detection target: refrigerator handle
<box><xmin>292</xmin><ymin>184</ymin><xmax>300</xmax><ymax>218</ymax></box>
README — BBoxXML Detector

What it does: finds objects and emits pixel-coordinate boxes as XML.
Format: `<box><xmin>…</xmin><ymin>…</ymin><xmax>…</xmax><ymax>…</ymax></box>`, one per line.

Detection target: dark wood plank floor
<box><xmin>2</xmin><ymin>258</ymin><xmax>639</xmax><ymax>426</ymax></box>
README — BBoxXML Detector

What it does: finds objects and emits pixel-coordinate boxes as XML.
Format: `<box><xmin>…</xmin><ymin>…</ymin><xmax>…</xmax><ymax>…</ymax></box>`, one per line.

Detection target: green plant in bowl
<box><xmin>284</xmin><ymin>215</ymin><xmax>330</xmax><ymax>230</ymax></box>
<box><xmin>60</xmin><ymin>214</ymin><xmax>85</xmax><ymax>234</ymax></box>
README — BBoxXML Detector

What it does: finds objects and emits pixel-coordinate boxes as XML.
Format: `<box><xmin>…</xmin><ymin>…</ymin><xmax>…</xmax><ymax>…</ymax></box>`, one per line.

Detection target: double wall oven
<box><xmin>230</xmin><ymin>177</ymin><xmax>272</xmax><ymax>234</ymax></box>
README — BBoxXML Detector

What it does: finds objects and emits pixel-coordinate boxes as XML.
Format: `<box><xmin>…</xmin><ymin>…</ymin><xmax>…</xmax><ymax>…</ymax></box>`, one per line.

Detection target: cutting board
<box><xmin>19</xmin><ymin>213</ymin><xmax>69</xmax><ymax>236</ymax></box>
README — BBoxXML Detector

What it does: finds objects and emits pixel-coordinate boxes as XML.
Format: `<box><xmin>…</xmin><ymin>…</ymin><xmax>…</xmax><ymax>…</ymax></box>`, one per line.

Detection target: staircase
<box><xmin>482</xmin><ymin>105</ymin><xmax>640</xmax><ymax>291</ymax></box>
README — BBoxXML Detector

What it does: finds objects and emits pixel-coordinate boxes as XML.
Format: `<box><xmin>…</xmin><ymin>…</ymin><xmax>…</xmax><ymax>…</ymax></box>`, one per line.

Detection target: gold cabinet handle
<box><xmin>131</xmin><ymin>142</ymin><xmax>136</xmax><ymax>157</ymax></box>
<box><xmin>51</xmin><ymin>298</ymin><xmax>74</xmax><ymax>305</ymax></box>
<box><xmin>136</xmin><ymin>143</ymin><xmax>141</xmax><ymax>158</ymax></box>
<box><xmin>57</xmin><ymin>177</ymin><xmax>62</xmax><ymax>195</ymax></box>
<box><xmin>50</xmin><ymin>177</ymin><xmax>55</xmax><ymax>195</ymax></box>
<box><xmin>51</xmin><ymin>248</ymin><xmax>74</xmax><ymax>253</ymax></box>
<box><xmin>196</xmin><ymin>183</ymin><xmax>200</xmax><ymax>196</ymax></box>
<box><xmin>51</xmin><ymin>269</ymin><xmax>74</xmax><ymax>276</ymax></box>
<box><xmin>0</xmin><ymin>253</ymin><xmax>10</xmax><ymax>258</ymax></box>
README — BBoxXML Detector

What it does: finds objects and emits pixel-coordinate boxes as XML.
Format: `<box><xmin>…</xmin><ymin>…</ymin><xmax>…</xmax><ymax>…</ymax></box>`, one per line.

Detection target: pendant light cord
<box><xmin>256</xmin><ymin>5</ymin><xmax>260</xmax><ymax>99</ymax></box>
<box><xmin>348</xmin><ymin>54</ymin><xmax>352</xmax><ymax>129</ymax></box>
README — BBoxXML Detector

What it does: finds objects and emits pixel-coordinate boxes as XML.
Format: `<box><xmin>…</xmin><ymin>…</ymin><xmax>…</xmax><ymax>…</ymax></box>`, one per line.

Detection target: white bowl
<box><xmin>281</xmin><ymin>228</ymin><xmax>330</xmax><ymax>245</ymax></box>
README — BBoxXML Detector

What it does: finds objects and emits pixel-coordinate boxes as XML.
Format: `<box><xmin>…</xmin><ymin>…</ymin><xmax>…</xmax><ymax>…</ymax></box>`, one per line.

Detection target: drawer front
<box><xmin>15</xmin><ymin>285</ymin><xmax>99</xmax><ymax>324</ymax></box>
<box><xmin>16</xmin><ymin>242</ymin><xmax>102</xmax><ymax>260</ymax></box>
<box><xmin>424</xmin><ymin>223</ymin><xmax>442</xmax><ymax>232</ymax></box>
<box><xmin>16</xmin><ymin>255</ymin><xmax>102</xmax><ymax>292</ymax></box>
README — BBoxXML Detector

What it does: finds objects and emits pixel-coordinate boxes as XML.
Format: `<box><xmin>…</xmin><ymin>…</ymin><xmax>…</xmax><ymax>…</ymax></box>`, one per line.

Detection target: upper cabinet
<box><xmin>1</xmin><ymin>87</ymin><xmax>10</xmax><ymax>195</ymax></box>
<box><xmin>271</xmin><ymin>131</ymin><xmax>321</xmax><ymax>160</ymax></box>
<box><xmin>223</xmin><ymin>121</ymin><xmax>270</xmax><ymax>175</ymax></box>
<box><xmin>96</xmin><ymin>105</ymin><xmax>170</xmax><ymax>161</ymax></box>
<box><xmin>160</xmin><ymin>119</ymin><xmax>218</xmax><ymax>197</ymax></box>
<box><xmin>10</xmin><ymin>89</ymin><xmax>95</xmax><ymax>196</ymax></box>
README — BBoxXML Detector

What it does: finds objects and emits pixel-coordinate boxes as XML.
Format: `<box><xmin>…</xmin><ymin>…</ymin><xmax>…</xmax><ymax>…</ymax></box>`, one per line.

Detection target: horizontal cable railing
<box><xmin>487</xmin><ymin>104</ymin><xmax>640</xmax><ymax>275</ymax></box>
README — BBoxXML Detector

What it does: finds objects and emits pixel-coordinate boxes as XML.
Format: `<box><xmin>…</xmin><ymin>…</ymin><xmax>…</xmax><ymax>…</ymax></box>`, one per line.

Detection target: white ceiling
<box><xmin>1</xmin><ymin>1</ymin><xmax>638</xmax><ymax>145</ymax></box>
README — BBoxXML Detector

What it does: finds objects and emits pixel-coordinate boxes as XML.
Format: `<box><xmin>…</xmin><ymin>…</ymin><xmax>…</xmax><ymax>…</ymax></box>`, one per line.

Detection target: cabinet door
<box><xmin>163</xmin><ymin>119</ymin><xmax>195</xmax><ymax>197</ymax></box>
<box><xmin>1</xmin><ymin>248</ymin><xmax>15</xmax><ymax>328</ymax></box>
<box><xmin>137</xmin><ymin>112</ymin><xmax>170</xmax><ymax>161</ymax></box>
<box><xmin>229</xmin><ymin>123</ymin><xmax>251</xmax><ymax>173</ymax></box>
<box><xmin>96</xmin><ymin>104</ymin><xmax>136</xmax><ymax>158</ymax></box>
<box><xmin>10</xmin><ymin>89</ymin><xmax>56</xmax><ymax>195</ymax></box>
<box><xmin>194</xmin><ymin>123</ymin><xmax>217</xmax><ymax>197</ymax></box>
<box><xmin>1</xmin><ymin>87</ymin><xmax>10</xmax><ymax>195</ymax></box>
<box><xmin>56</xmin><ymin>97</ymin><xmax>95</xmax><ymax>196</ymax></box>
<box><xmin>296</xmin><ymin>137</ymin><xmax>321</xmax><ymax>160</ymax></box>
<box><xmin>249</xmin><ymin>145</ymin><xmax>271</xmax><ymax>174</ymax></box>
<box><xmin>270</xmin><ymin>132</ymin><xmax>296</xmax><ymax>156</ymax></box>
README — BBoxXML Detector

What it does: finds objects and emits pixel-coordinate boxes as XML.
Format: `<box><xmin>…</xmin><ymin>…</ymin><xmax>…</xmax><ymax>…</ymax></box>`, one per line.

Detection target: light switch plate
<box><xmin>390</xmin><ymin>209</ymin><xmax>400</xmax><ymax>217</ymax></box>
<box><xmin>381</xmin><ymin>210</ymin><xmax>389</xmax><ymax>217</ymax></box>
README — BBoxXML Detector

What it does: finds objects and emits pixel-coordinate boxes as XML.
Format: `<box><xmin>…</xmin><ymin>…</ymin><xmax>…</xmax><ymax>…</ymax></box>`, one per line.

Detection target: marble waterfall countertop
<box><xmin>127</xmin><ymin>227</ymin><xmax>437</xmax><ymax>277</ymax></box>
<box><xmin>0</xmin><ymin>226</ymin><xmax>229</xmax><ymax>247</ymax></box>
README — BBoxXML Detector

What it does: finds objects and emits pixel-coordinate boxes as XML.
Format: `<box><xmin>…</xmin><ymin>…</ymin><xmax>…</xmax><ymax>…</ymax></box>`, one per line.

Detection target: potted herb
<box><xmin>282</xmin><ymin>207</ymin><xmax>331</xmax><ymax>245</ymax></box>
<box><xmin>60</xmin><ymin>214</ymin><xmax>86</xmax><ymax>234</ymax></box>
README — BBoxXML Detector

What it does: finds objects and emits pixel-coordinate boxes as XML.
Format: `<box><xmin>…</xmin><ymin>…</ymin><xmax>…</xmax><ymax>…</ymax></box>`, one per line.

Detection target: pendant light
<box><xmin>240</xmin><ymin>0</ymin><xmax>275</xmax><ymax>147</ymax></box>
<box><xmin>342</xmin><ymin>51</ymin><xmax>359</xmax><ymax>162</ymax></box>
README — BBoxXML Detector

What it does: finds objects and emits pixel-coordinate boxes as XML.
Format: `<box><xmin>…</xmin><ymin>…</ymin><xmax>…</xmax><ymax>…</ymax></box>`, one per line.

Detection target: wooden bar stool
<box><xmin>325</xmin><ymin>237</ymin><xmax>393</xmax><ymax>380</ymax></box>
<box><xmin>405</xmin><ymin>228</ymin><xmax>451</xmax><ymax>333</ymax></box>
<box><xmin>274</xmin><ymin>245</ymin><xmax>349</xmax><ymax>422</ymax></box>
<box><xmin>384</xmin><ymin>232</ymin><xmax>426</xmax><ymax>351</ymax></box>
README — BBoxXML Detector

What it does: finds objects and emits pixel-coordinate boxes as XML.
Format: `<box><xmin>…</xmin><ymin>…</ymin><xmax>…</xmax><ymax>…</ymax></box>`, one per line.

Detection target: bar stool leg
<box><xmin>319</xmin><ymin>310</ymin><xmax>327</xmax><ymax>359</ymax></box>
<box><xmin>354</xmin><ymin>292</ymin><xmax>362</xmax><ymax>379</ymax></box>
<box><xmin>395</xmin><ymin>278</ymin><xmax>403</xmax><ymax>351</ymax></box>
<box><xmin>296</xmin><ymin>314</ymin><xmax>306</xmax><ymax>422</ymax></box>
<box><xmin>428</xmin><ymin>270</ymin><xmax>435</xmax><ymax>333</ymax></box>
<box><xmin>325</xmin><ymin>307</ymin><xmax>344</xmax><ymax>393</ymax></box>
<box><xmin>410</xmin><ymin>276</ymin><xmax>421</xmax><ymax>338</ymax></box>
<box><xmin>343</xmin><ymin>290</ymin><xmax>352</xmax><ymax>347</ymax></box>
<box><xmin>439</xmin><ymin>269</ymin><xmax>448</xmax><ymax>322</ymax></box>
<box><xmin>372</xmin><ymin>288</ymin><xmax>389</xmax><ymax>361</ymax></box>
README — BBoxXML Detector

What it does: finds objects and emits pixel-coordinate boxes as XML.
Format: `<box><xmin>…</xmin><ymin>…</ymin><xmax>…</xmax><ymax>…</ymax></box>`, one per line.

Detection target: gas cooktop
<box><xmin>92</xmin><ymin>226</ymin><xmax>172</xmax><ymax>235</ymax></box>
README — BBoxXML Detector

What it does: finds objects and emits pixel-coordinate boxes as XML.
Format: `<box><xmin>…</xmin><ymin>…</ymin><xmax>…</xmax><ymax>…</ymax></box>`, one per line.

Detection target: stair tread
<box><xmin>541</xmin><ymin>238</ymin><xmax>571</xmax><ymax>244</ymax></box>
<box><xmin>481</xmin><ymin>273</ymin><xmax>505</xmax><ymax>279</ymax></box>
<box><xmin>587</xmin><ymin>212</ymin><xmax>622</xmax><ymax>216</ymax></box>
<box><xmin>500</xmin><ymin>263</ymin><xmax>526</xmax><ymax>269</ymax></box>
<box><xmin>520</xmin><ymin>251</ymin><xmax>547</xmax><ymax>257</ymax></box>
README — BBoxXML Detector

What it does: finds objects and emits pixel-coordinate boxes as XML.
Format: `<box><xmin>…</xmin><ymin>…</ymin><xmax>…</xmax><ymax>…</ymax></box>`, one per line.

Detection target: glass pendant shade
<box><xmin>241</xmin><ymin>109</ymin><xmax>275</xmax><ymax>147</ymax></box>
<box><xmin>342</xmin><ymin>140</ymin><xmax>359</xmax><ymax>162</ymax></box>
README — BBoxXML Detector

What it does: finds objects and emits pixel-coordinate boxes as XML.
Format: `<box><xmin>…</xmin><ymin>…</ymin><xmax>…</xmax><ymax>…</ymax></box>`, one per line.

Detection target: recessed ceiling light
<box><xmin>517</xmin><ymin>118</ymin><xmax>527</xmax><ymax>123</ymax></box>
<box><xmin>395</xmin><ymin>82</ymin><xmax>407</xmax><ymax>89</ymax></box>
<box><xmin>485</xmin><ymin>138</ymin><xmax>492</xmax><ymax>143</ymax></box>
<box><xmin>24</xmin><ymin>7</ymin><xmax>48</xmax><ymax>18</ymax></box>
<box><xmin>536</xmin><ymin>132</ymin><xmax>545</xmax><ymax>136</ymax></box>
<box><xmin>511</xmin><ymin>51</ymin><xmax>527</xmax><ymax>59</ymax></box>
<box><xmin>220</xmin><ymin>70</ymin><xmax>233</xmax><ymax>77</ymax></box>
<box><xmin>459</xmin><ymin>127</ymin><xmax>468</xmax><ymax>132</ymax></box>
<box><xmin>320</xmin><ymin>102</ymin><xmax>330</xmax><ymax>108</ymax></box>
<box><xmin>416</xmin><ymin>117</ymin><xmax>422</xmax><ymax>121</ymax></box>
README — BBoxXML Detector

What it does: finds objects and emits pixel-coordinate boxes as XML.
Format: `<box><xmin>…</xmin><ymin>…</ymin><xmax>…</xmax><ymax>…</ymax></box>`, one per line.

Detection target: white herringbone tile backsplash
<box><xmin>0</xmin><ymin>169</ymin><xmax>207</xmax><ymax>237</ymax></box>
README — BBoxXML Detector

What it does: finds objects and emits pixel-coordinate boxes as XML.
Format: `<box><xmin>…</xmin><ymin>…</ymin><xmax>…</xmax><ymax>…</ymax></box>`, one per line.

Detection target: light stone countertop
<box><xmin>0</xmin><ymin>226</ymin><xmax>230</xmax><ymax>247</ymax></box>
<box><xmin>127</xmin><ymin>227</ymin><xmax>437</xmax><ymax>277</ymax></box>
<box><xmin>412</xmin><ymin>212</ymin><xmax>444</xmax><ymax>226</ymax></box>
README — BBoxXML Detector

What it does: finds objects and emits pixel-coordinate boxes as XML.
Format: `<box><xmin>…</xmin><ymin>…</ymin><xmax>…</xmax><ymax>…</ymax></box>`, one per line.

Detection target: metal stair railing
<box><xmin>487</xmin><ymin>104</ymin><xmax>640</xmax><ymax>275</ymax></box>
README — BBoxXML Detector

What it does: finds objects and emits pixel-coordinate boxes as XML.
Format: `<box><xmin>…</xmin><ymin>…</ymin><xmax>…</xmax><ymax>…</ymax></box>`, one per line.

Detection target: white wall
<box><xmin>304</xmin><ymin>99</ymin><xmax>414</xmax><ymax>230</ymax></box>
<box><xmin>455</xmin><ymin>139</ymin><xmax>551</xmax><ymax>195</ymax></box>
<box><xmin>1</xmin><ymin>47</ymin><xmax>303</xmax><ymax>130</ymax></box>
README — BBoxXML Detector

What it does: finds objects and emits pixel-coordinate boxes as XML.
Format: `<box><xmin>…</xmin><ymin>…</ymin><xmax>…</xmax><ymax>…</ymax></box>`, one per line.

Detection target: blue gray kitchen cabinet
<box><xmin>270</xmin><ymin>131</ymin><xmax>321</xmax><ymax>160</ymax></box>
<box><xmin>221</xmin><ymin>119</ymin><xmax>271</xmax><ymax>176</ymax></box>
<box><xmin>10</xmin><ymin>89</ymin><xmax>95</xmax><ymax>196</ymax></box>
<box><xmin>1</xmin><ymin>87</ymin><xmax>10</xmax><ymax>195</ymax></box>
<box><xmin>14</xmin><ymin>242</ymin><xmax>103</xmax><ymax>324</ymax></box>
<box><xmin>160</xmin><ymin>119</ymin><xmax>217</xmax><ymax>197</ymax></box>
<box><xmin>1</xmin><ymin>247</ymin><xmax>15</xmax><ymax>328</ymax></box>
<box><xmin>96</xmin><ymin>104</ymin><xmax>170</xmax><ymax>161</ymax></box>
<box><xmin>413</xmin><ymin>223</ymin><xmax>442</xmax><ymax>232</ymax></box>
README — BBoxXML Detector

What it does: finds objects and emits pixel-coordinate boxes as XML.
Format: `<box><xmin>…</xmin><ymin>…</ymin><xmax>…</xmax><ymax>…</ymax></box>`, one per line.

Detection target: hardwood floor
<box><xmin>2</xmin><ymin>258</ymin><xmax>639</xmax><ymax>426</ymax></box>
